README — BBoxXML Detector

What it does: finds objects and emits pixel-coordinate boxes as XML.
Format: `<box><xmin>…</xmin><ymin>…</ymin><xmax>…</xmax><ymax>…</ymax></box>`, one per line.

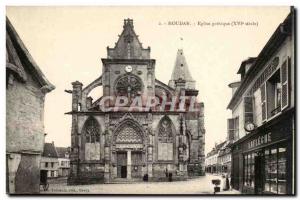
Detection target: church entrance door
<box><xmin>131</xmin><ymin>151</ymin><xmax>143</xmax><ymax>178</ymax></box>
<box><xmin>117</xmin><ymin>152</ymin><xmax>127</xmax><ymax>178</ymax></box>
<box><xmin>121</xmin><ymin>166</ymin><xmax>127</xmax><ymax>178</ymax></box>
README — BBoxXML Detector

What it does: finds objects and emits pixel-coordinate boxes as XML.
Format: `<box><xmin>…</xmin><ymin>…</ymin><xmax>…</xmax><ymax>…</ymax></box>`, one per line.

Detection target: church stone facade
<box><xmin>67</xmin><ymin>19</ymin><xmax>205</xmax><ymax>184</ymax></box>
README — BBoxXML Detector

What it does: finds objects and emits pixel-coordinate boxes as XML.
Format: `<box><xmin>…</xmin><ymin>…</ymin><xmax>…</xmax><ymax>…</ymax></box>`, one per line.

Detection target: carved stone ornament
<box><xmin>114</xmin><ymin>74</ymin><xmax>143</xmax><ymax>98</ymax></box>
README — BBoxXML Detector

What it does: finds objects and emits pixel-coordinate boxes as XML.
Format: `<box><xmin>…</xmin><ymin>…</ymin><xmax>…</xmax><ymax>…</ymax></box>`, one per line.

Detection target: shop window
<box><xmin>278</xmin><ymin>147</ymin><xmax>287</xmax><ymax>194</ymax></box>
<box><xmin>264</xmin><ymin>146</ymin><xmax>286</xmax><ymax>194</ymax></box>
<box><xmin>243</xmin><ymin>153</ymin><xmax>254</xmax><ymax>187</ymax></box>
<box><xmin>270</xmin><ymin>148</ymin><xmax>278</xmax><ymax>193</ymax></box>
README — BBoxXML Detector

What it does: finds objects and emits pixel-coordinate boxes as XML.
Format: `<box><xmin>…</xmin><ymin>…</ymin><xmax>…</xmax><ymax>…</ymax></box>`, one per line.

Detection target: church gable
<box><xmin>107</xmin><ymin>19</ymin><xmax>150</xmax><ymax>59</ymax></box>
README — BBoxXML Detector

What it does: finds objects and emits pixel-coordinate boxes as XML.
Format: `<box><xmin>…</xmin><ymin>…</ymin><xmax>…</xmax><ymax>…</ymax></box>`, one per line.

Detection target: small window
<box><xmin>45</xmin><ymin>162</ymin><xmax>48</xmax><ymax>168</ymax></box>
<box><xmin>51</xmin><ymin>162</ymin><xmax>54</xmax><ymax>168</ymax></box>
<box><xmin>266</xmin><ymin>69</ymin><xmax>281</xmax><ymax>117</ymax></box>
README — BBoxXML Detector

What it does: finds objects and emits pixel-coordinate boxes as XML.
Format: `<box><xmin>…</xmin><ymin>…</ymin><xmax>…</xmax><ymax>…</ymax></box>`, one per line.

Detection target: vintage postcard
<box><xmin>5</xmin><ymin>6</ymin><xmax>295</xmax><ymax>195</ymax></box>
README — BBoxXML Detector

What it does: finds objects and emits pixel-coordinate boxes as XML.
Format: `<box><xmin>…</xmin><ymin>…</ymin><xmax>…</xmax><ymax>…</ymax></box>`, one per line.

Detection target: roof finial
<box><xmin>179</xmin><ymin>37</ymin><xmax>184</xmax><ymax>49</ymax></box>
<box><xmin>124</xmin><ymin>18</ymin><xmax>134</xmax><ymax>28</ymax></box>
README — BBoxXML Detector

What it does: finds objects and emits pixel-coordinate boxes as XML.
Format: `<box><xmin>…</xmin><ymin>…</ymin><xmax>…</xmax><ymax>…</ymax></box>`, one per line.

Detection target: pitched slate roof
<box><xmin>56</xmin><ymin>147</ymin><xmax>70</xmax><ymax>158</ymax></box>
<box><xmin>168</xmin><ymin>49</ymin><xmax>195</xmax><ymax>89</ymax></box>
<box><xmin>227</xmin><ymin>11</ymin><xmax>293</xmax><ymax>110</ymax></box>
<box><xmin>6</xmin><ymin>17</ymin><xmax>55</xmax><ymax>93</ymax></box>
<box><xmin>206</xmin><ymin>141</ymin><xmax>227</xmax><ymax>157</ymax></box>
<box><xmin>42</xmin><ymin>143</ymin><xmax>58</xmax><ymax>158</ymax></box>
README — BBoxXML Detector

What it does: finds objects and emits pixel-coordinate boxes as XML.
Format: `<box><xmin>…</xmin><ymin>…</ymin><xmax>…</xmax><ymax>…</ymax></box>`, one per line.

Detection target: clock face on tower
<box><xmin>125</xmin><ymin>65</ymin><xmax>133</xmax><ymax>73</ymax></box>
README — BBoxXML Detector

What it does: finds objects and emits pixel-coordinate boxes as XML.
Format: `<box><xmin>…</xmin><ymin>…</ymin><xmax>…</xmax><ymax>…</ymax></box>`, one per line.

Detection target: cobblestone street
<box><xmin>41</xmin><ymin>174</ymin><xmax>240</xmax><ymax>195</ymax></box>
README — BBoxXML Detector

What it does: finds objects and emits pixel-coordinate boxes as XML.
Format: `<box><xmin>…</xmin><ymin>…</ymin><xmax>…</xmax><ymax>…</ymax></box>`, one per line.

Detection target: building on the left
<box><xmin>40</xmin><ymin>142</ymin><xmax>59</xmax><ymax>179</ymax></box>
<box><xmin>6</xmin><ymin>17</ymin><xmax>55</xmax><ymax>194</ymax></box>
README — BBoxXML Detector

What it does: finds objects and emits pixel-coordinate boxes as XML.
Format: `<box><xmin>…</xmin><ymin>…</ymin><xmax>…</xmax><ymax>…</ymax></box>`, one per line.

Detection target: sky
<box><xmin>6</xmin><ymin>6</ymin><xmax>290</xmax><ymax>153</ymax></box>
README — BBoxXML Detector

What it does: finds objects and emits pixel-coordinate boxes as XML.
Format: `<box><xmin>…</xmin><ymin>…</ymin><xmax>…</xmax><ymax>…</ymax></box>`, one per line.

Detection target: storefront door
<box><xmin>254</xmin><ymin>154</ymin><xmax>263</xmax><ymax>194</ymax></box>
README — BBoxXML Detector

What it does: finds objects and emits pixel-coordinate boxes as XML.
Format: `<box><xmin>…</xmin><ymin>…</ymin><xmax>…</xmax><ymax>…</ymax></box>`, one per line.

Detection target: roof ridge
<box><xmin>6</xmin><ymin>17</ymin><xmax>55</xmax><ymax>93</ymax></box>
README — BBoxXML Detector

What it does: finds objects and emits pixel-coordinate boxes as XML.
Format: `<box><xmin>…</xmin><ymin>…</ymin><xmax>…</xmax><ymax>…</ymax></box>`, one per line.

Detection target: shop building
<box><xmin>227</xmin><ymin>11</ymin><xmax>295</xmax><ymax>195</ymax></box>
<box><xmin>205</xmin><ymin>142</ymin><xmax>226</xmax><ymax>174</ymax></box>
<box><xmin>217</xmin><ymin>141</ymin><xmax>232</xmax><ymax>175</ymax></box>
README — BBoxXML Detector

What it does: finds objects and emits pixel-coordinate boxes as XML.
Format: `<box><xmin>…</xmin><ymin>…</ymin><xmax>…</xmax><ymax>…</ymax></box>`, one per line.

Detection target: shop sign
<box><xmin>248</xmin><ymin>132</ymin><xmax>271</xmax><ymax>149</ymax></box>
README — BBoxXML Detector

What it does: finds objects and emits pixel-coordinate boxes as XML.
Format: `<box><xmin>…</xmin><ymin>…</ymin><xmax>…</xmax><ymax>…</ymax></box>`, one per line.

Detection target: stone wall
<box><xmin>6</xmin><ymin>68</ymin><xmax>47</xmax><ymax>193</ymax></box>
<box><xmin>15</xmin><ymin>154</ymin><xmax>41</xmax><ymax>194</ymax></box>
<box><xmin>6</xmin><ymin>71</ymin><xmax>45</xmax><ymax>153</ymax></box>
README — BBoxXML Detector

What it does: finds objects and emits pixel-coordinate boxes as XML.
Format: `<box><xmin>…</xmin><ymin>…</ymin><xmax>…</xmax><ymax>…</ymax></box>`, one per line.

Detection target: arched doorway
<box><xmin>113</xmin><ymin>120</ymin><xmax>144</xmax><ymax>179</ymax></box>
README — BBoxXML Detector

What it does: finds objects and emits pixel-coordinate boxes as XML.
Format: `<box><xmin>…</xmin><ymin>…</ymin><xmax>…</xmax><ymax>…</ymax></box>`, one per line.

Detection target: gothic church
<box><xmin>67</xmin><ymin>19</ymin><xmax>205</xmax><ymax>184</ymax></box>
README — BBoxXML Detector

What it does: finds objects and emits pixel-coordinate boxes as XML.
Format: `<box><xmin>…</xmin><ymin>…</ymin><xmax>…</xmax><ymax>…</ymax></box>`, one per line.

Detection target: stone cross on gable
<box><xmin>124</xmin><ymin>34</ymin><xmax>134</xmax><ymax>43</ymax></box>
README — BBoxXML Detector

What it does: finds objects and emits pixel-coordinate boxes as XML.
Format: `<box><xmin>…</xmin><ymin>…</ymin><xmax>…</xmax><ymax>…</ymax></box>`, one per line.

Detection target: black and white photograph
<box><xmin>4</xmin><ymin>5</ymin><xmax>296</xmax><ymax>196</ymax></box>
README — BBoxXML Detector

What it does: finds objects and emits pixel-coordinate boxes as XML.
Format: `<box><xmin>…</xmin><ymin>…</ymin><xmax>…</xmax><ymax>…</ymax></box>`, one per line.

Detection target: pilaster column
<box><xmin>127</xmin><ymin>150</ymin><xmax>131</xmax><ymax>179</ymax></box>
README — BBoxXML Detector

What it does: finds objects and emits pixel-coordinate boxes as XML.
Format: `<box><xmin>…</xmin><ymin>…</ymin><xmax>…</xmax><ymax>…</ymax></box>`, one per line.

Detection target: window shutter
<box><xmin>244</xmin><ymin>96</ymin><xmax>253</xmax><ymax>124</ymax></box>
<box><xmin>281</xmin><ymin>57</ymin><xmax>290</xmax><ymax>110</ymax></box>
<box><xmin>227</xmin><ymin>118</ymin><xmax>235</xmax><ymax>141</ymax></box>
<box><xmin>234</xmin><ymin>117</ymin><xmax>239</xmax><ymax>139</ymax></box>
<box><xmin>260</xmin><ymin>84</ymin><xmax>267</xmax><ymax>122</ymax></box>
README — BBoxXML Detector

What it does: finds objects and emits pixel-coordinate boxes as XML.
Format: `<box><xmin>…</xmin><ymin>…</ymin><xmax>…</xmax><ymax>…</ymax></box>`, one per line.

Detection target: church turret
<box><xmin>168</xmin><ymin>49</ymin><xmax>195</xmax><ymax>90</ymax></box>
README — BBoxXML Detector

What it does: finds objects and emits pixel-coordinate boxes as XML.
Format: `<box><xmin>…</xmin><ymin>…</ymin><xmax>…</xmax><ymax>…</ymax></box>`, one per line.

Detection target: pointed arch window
<box><xmin>157</xmin><ymin>116</ymin><xmax>174</xmax><ymax>161</ymax></box>
<box><xmin>84</xmin><ymin>118</ymin><xmax>100</xmax><ymax>143</ymax></box>
<box><xmin>158</xmin><ymin>117</ymin><xmax>173</xmax><ymax>143</ymax></box>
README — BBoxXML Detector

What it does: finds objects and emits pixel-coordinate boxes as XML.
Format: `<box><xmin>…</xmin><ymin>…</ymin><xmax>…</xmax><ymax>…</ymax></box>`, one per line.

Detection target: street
<box><xmin>41</xmin><ymin>174</ymin><xmax>240</xmax><ymax>195</ymax></box>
